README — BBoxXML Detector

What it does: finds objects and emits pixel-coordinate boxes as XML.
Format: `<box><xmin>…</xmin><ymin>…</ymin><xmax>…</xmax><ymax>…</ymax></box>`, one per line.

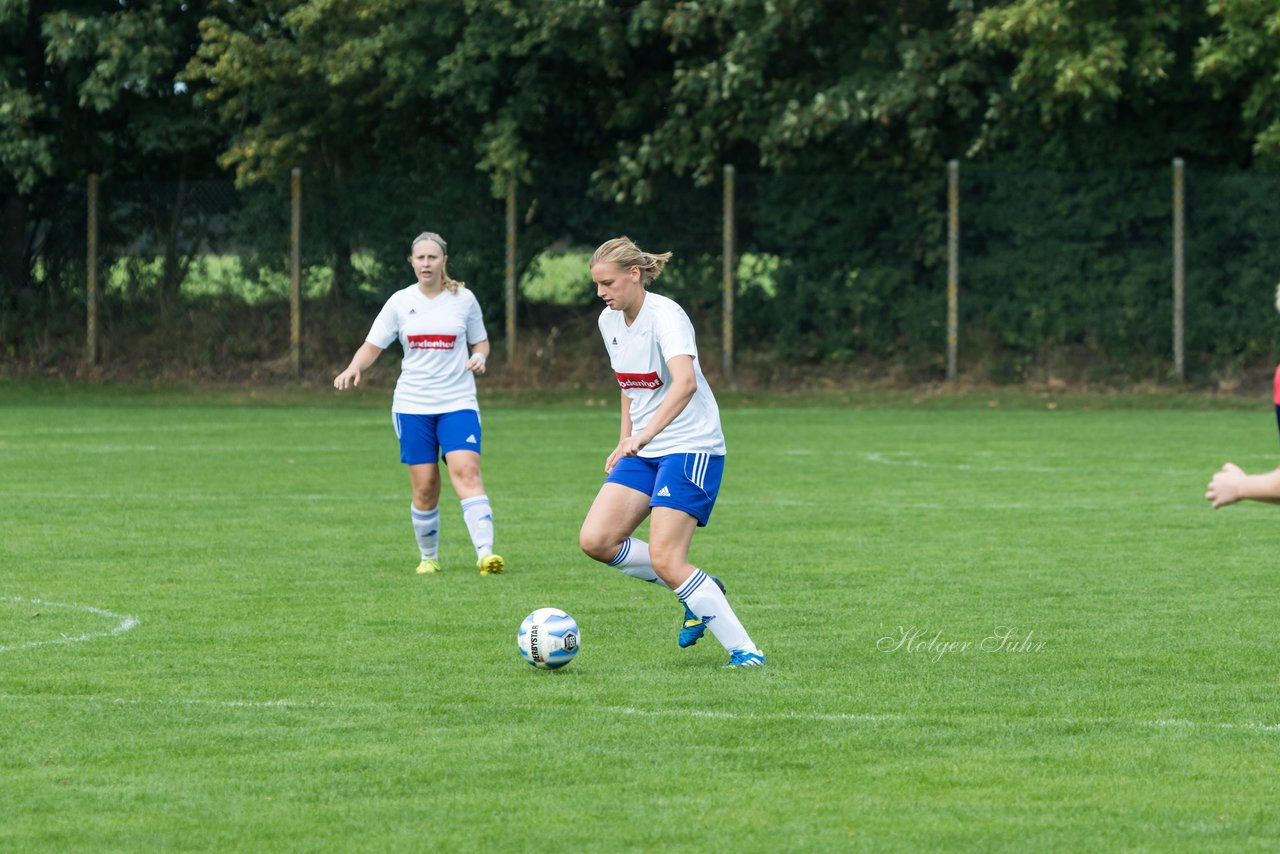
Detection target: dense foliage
<box><xmin>4</xmin><ymin>1</ymin><xmax>1280</xmax><ymax>382</ymax></box>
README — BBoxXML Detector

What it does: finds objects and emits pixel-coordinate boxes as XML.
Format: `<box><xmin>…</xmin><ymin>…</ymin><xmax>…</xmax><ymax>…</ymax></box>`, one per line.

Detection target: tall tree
<box><xmin>432</xmin><ymin>1</ymin><xmax>995</xmax><ymax>200</ymax></box>
<box><xmin>0</xmin><ymin>0</ymin><xmax>51</xmax><ymax>336</ymax></box>
<box><xmin>184</xmin><ymin>0</ymin><xmax>479</xmax><ymax>302</ymax></box>
<box><xmin>970</xmin><ymin>0</ymin><xmax>1246</xmax><ymax>167</ymax></box>
<box><xmin>1195</xmin><ymin>0</ymin><xmax>1280</xmax><ymax>166</ymax></box>
<box><xmin>1</xmin><ymin>0</ymin><xmax>222</xmax><ymax>349</ymax></box>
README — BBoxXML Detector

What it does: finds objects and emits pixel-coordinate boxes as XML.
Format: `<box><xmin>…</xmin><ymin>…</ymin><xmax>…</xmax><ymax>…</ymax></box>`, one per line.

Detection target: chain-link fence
<box><xmin>8</xmin><ymin>163</ymin><xmax>1280</xmax><ymax>387</ymax></box>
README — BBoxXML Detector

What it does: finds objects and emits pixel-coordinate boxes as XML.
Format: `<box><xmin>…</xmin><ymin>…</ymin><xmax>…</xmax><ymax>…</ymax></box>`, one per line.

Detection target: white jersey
<box><xmin>598</xmin><ymin>291</ymin><xmax>726</xmax><ymax>457</ymax></box>
<box><xmin>366</xmin><ymin>283</ymin><xmax>488</xmax><ymax>414</ymax></box>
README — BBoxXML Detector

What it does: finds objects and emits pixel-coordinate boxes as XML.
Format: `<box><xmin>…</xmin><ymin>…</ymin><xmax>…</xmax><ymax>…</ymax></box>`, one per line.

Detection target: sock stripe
<box><xmin>411</xmin><ymin>503</ymin><xmax>440</xmax><ymax>561</ymax></box>
<box><xmin>609</xmin><ymin>538</ymin><xmax>632</xmax><ymax>567</ymax></box>
<box><xmin>675</xmin><ymin>569</ymin><xmax>708</xmax><ymax>602</ymax></box>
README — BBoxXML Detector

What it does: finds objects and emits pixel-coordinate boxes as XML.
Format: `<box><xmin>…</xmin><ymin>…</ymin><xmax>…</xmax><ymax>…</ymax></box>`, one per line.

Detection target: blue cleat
<box><xmin>724</xmin><ymin>649</ymin><xmax>766</xmax><ymax>669</ymax></box>
<box><xmin>678</xmin><ymin>575</ymin><xmax>725</xmax><ymax>648</ymax></box>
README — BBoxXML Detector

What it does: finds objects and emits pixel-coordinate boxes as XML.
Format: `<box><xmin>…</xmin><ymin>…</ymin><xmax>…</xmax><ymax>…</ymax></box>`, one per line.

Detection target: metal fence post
<box><xmin>1172</xmin><ymin>157</ymin><xmax>1185</xmax><ymax>382</ymax></box>
<box><xmin>505</xmin><ymin>178</ymin><xmax>517</xmax><ymax>366</ymax></box>
<box><xmin>290</xmin><ymin>168</ymin><xmax>302</xmax><ymax>380</ymax></box>
<box><xmin>947</xmin><ymin>160</ymin><xmax>960</xmax><ymax>381</ymax></box>
<box><xmin>722</xmin><ymin>164</ymin><xmax>735</xmax><ymax>385</ymax></box>
<box><xmin>86</xmin><ymin>174</ymin><xmax>99</xmax><ymax>367</ymax></box>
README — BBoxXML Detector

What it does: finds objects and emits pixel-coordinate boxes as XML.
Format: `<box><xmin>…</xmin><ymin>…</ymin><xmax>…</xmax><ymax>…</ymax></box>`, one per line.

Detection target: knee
<box><xmin>648</xmin><ymin>543</ymin><xmax>689</xmax><ymax>581</ymax></box>
<box><xmin>450</xmin><ymin>465</ymin><xmax>484</xmax><ymax>495</ymax></box>
<box><xmin>579</xmin><ymin>527</ymin><xmax>618</xmax><ymax>564</ymax></box>
<box><xmin>648</xmin><ymin>543</ymin><xmax>675</xmax><ymax>575</ymax></box>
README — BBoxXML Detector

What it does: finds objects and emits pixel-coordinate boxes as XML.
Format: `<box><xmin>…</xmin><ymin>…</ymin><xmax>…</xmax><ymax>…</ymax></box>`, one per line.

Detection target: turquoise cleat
<box><xmin>724</xmin><ymin>650</ymin><xmax>766</xmax><ymax>669</ymax></box>
<box><xmin>678</xmin><ymin>575</ymin><xmax>725</xmax><ymax>647</ymax></box>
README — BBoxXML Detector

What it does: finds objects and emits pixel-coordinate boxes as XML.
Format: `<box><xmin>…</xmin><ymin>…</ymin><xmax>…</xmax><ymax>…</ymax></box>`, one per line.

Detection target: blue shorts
<box><xmin>606</xmin><ymin>452</ymin><xmax>725</xmax><ymax>527</ymax></box>
<box><xmin>393</xmin><ymin>410</ymin><xmax>482</xmax><ymax>465</ymax></box>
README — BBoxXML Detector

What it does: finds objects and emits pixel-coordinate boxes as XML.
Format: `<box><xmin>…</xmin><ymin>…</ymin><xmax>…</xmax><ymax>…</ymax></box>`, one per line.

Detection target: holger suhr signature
<box><xmin>877</xmin><ymin>626</ymin><xmax>1046</xmax><ymax>662</ymax></box>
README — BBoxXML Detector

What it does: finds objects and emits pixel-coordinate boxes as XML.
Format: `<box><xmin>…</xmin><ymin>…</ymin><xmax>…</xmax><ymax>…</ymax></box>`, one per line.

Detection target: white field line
<box><xmin>0</xmin><ymin>491</ymin><xmax>585</xmax><ymax>505</ymax></box>
<box><xmin>604</xmin><ymin>705</ymin><xmax>1280</xmax><ymax>735</ymax></box>
<box><xmin>860</xmin><ymin>450</ymin><xmax>1199</xmax><ymax>478</ymax></box>
<box><xmin>0</xmin><ymin>693</ymin><xmax>1274</xmax><ymax>735</ymax></box>
<box><xmin>0</xmin><ymin>492</ymin><xmax>404</xmax><ymax>502</ymax></box>
<box><xmin>0</xmin><ymin>596</ymin><xmax>139</xmax><ymax>653</ymax></box>
<box><xmin>863</xmin><ymin>451</ymin><xmax>1063</xmax><ymax>474</ymax></box>
<box><xmin>116</xmin><ymin>697</ymin><xmax>330</xmax><ymax>709</ymax></box>
<box><xmin>3</xmin><ymin>597</ymin><xmax>1272</xmax><ymax>736</ymax></box>
<box><xmin>0</xmin><ymin>694</ymin><xmax>333</xmax><ymax>710</ymax></box>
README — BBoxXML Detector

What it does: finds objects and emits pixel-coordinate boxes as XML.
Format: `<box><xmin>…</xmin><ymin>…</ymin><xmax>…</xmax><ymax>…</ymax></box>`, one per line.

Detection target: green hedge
<box><xmin>16</xmin><ymin>165</ymin><xmax>1280</xmax><ymax>384</ymax></box>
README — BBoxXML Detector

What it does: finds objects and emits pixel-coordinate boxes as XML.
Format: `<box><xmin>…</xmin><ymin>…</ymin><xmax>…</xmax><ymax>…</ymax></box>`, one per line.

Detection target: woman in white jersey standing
<box><xmin>334</xmin><ymin>231</ymin><xmax>505</xmax><ymax>576</ymax></box>
<box><xmin>578</xmin><ymin>236</ymin><xmax>765</xmax><ymax>668</ymax></box>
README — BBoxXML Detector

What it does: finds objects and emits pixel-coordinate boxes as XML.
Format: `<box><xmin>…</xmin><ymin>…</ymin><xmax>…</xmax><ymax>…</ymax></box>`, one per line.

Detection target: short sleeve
<box><xmin>366</xmin><ymin>297</ymin><xmax>400</xmax><ymax>349</ymax></box>
<box><xmin>465</xmin><ymin>292</ymin><xmax>489</xmax><ymax>344</ymax></box>
<box><xmin>654</xmin><ymin>303</ymin><xmax>697</xmax><ymax>361</ymax></box>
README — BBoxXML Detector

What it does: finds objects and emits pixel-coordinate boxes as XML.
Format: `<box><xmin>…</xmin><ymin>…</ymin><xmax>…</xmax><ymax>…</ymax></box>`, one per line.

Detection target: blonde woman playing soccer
<box><xmin>335</xmin><ymin>231</ymin><xmax>505</xmax><ymax>576</ymax></box>
<box><xmin>578</xmin><ymin>236</ymin><xmax>765</xmax><ymax>669</ymax></box>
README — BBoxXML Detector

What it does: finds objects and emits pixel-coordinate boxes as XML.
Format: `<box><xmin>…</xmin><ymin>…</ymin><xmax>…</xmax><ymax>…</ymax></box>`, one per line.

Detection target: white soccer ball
<box><xmin>517</xmin><ymin>607</ymin><xmax>580</xmax><ymax>669</ymax></box>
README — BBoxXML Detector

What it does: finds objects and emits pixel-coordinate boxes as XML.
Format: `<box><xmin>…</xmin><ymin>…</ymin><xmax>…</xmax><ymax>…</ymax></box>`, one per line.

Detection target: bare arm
<box><xmin>604</xmin><ymin>392</ymin><xmax>634</xmax><ymax>474</ymax></box>
<box><xmin>465</xmin><ymin>339</ymin><xmax>490</xmax><ymax>375</ymax></box>
<box><xmin>613</xmin><ymin>355</ymin><xmax>697</xmax><ymax>460</ymax></box>
<box><xmin>334</xmin><ymin>341</ymin><xmax>384</xmax><ymax>390</ymax></box>
<box><xmin>1206</xmin><ymin>463</ymin><xmax>1280</xmax><ymax>509</ymax></box>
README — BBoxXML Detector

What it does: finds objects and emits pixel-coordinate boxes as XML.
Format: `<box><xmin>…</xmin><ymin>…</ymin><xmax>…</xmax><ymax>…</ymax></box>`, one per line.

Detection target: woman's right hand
<box><xmin>604</xmin><ymin>444</ymin><xmax>624</xmax><ymax>475</ymax></box>
<box><xmin>333</xmin><ymin>366</ymin><xmax>361</xmax><ymax>389</ymax></box>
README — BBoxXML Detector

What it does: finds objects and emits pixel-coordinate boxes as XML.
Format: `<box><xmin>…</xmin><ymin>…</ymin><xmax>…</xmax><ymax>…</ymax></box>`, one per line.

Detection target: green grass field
<box><xmin>3</xmin><ymin>385</ymin><xmax>1279</xmax><ymax>851</ymax></box>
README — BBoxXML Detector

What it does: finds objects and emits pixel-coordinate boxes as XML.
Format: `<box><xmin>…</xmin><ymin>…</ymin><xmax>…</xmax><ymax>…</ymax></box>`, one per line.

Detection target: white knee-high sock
<box><xmin>608</xmin><ymin>537</ymin><xmax>671</xmax><ymax>589</ymax></box>
<box><xmin>460</xmin><ymin>494</ymin><xmax>495</xmax><ymax>558</ymax></box>
<box><xmin>674</xmin><ymin>568</ymin><xmax>759</xmax><ymax>654</ymax></box>
<box><xmin>411</xmin><ymin>504</ymin><xmax>439</xmax><ymax>560</ymax></box>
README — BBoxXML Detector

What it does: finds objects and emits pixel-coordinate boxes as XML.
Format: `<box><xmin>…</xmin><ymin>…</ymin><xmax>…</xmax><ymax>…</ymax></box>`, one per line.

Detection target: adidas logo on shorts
<box><xmin>656</xmin><ymin>486</ymin><xmax>671</xmax><ymax>497</ymax></box>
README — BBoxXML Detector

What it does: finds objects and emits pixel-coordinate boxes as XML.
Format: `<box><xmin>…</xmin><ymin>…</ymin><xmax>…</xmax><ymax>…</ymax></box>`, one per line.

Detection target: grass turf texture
<box><xmin>2</xmin><ymin>388</ymin><xmax>1279</xmax><ymax>851</ymax></box>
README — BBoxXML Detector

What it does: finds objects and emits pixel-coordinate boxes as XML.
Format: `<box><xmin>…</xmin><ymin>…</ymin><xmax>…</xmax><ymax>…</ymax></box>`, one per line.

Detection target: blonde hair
<box><xmin>590</xmin><ymin>236</ymin><xmax>672</xmax><ymax>285</ymax></box>
<box><xmin>411</xmin><ymin>231</ymin><xmax>464</xmax><ymax>293</ymax></box>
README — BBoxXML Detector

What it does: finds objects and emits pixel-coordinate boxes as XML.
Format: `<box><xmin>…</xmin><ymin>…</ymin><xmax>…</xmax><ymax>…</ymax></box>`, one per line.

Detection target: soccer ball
<box><xmin>517</xmin><ymin>607</ymin><xmax>580</xmax><ymax>669</ymax></box>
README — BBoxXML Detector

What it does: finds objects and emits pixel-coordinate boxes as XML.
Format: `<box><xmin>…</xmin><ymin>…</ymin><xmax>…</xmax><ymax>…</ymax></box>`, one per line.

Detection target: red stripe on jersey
<box><xmin>615</xmin><ymin>371</ymin><xmax>664</xmax><ymax>390</ymax></box>
<box><xmin>1274</xmin><ymin>364</ymin><xmax>1280</xmax><ymax>405</ymax></box>
<box><xmin>407</xmin><ymin>334</ymin><xmax>457</xmax><ymax>350</ymax></box>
